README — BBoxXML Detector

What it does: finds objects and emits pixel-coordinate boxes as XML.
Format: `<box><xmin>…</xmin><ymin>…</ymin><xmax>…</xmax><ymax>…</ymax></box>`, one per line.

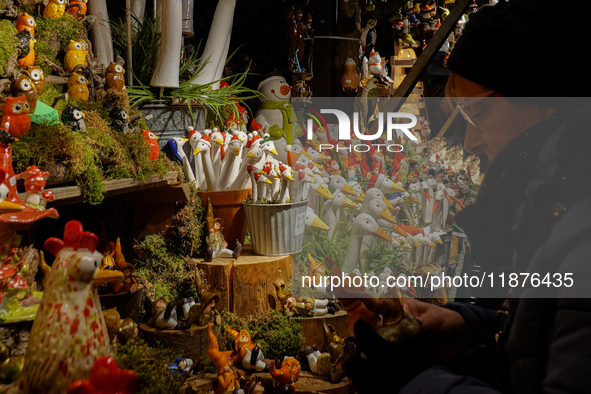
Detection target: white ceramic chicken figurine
<box><xmin>0</xmin><ymin>221</ymin><xmax>123</xmax><ymax>394</ymax></box>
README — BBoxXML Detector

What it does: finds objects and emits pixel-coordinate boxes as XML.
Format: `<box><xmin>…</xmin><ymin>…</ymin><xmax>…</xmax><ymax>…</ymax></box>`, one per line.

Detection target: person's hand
<box><xmin>342</xmin><ymin>319</ymin><xmax>439</xmax><ymax>393</ymax></box>
<box><xmin>403</xmin><ymin>298</ymin><xmax>472</xmax><ymax>358</ymax></box>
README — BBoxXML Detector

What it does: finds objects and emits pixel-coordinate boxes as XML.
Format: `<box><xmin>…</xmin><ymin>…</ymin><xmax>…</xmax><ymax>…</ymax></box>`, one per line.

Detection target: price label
<box><xmin>294</xmin><ymin>212</ymin><xmax>306</xmax><ymax>236</ymax></box>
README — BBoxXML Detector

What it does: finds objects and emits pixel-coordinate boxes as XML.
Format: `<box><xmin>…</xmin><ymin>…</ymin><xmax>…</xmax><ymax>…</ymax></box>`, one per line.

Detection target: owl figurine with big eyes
<box><xmin>68</xmin><ymin>0</ymin><xmax>88</xmax><ymax>20</ymax></box>
<box><xmin>16</xmin><ymin>30</ymin><xmax>35</xmax><ymax>68</ymax></box>
<box><xmin>16</xmin><ymin>13</ymin><xmax>36</xmax><ymax>36</ymax></box>
<box><xmin>43</xmin><ymin>0</ymin><xmax>66</xmax><ymax>19</ymax></box>
<box><xmin>61</xmin><ymin>105</ymin><xmax>86</xmax><ymax>131</ymax></box>
<box><xmin>105</xmin><ymin>62</ymin><xmax>126</xmax><ymax>92</ymax></box>
<box><xmin>26</xmin><ymin>66</ymin><xmax>44</xmax><ymax>96</ymax></box>
<box><xmin>109</xmin><ymin>107</ymin><xmax>129</xmax><ymax>133</ymax></box>
<box><xmin>67</xmin><ymin>73</ymin><xmax>89</xmax><ymax>101</ymax></box>
<box><xmin>142</xmin><ymin>129</ymin><xmax>159</xmax><ymax>160</ymax></box>
<box><xmin>64</xmin><ymin>40</ymin><xmax>88</xmax><ymax>72</ymax></box>
<box><xmin>10</xmin><ymin>74</ymin><xmax>38</xmax><ymax>114</ymax></box>
<box><xmin>1</xmin><ymin>96</ymin><xmax>31</xmax><ymax>138</ymax></box>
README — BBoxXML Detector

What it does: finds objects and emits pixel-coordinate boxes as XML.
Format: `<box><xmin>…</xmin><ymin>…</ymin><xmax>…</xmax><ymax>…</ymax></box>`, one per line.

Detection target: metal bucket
<box><xmin>243</xmin><ymin>200</ymin><xmax>308</xmax><ymax>255</ymax></box>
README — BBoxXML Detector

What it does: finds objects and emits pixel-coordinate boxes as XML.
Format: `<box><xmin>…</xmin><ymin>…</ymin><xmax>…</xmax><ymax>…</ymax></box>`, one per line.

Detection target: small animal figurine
<box><xmin>168</xmin><ymin>357</ymin><xmax>193</xmax><ymax>376</ymax></box>
<box><xmin>142</xmin><ymin>129</ymin><xmax>159</xmax><ymax>160</ymax></box>
<box><xmin>146</xmin><ymin>297</ymin><xmax>192</xmax><ymax>330</ymax></box>
<box><xmin>269</xmin><ymin>357</ymin><xmax>301</xmax><ymax>392</ymax></box>
<box><xmin>105</xmin><ymin>62</ymin><xmax>126</xmax><ymax>92</ymax></box>
<box><xmin>10</xmin><ymin>74</ymin><xmax>37</xmax><ymax>114</ymax></box>
<box><xmin>43</xmin><ymin>0</ymin><xmax>66</xmax><ymax>19</ymax></box>
<box><xmin>207</xmin><ymin>323</ymin><xmax>239</xmax><ymax>394</ymax></box>
<box><xmin>67</xmin><ymin>0</ymin><xmax>88</xmax><ymax>20</ymax></box>
<box><xmin>1</xmin><ymin>96</ymin><xmax>31</xmax><ymax>138</ymax></box>
<box><xmin>109</xmin><ymin>107</ymin><xmax>129</xmax><ymax>133</ymax></box>
<box><xmin>61</xmin><ymin>105</ymin><xmax>86</xmax><ymax>131</ymax></box>
<box><xmin>64</xmin><ymin>40</ymin><xmax>88</xmax><ymax>72</ymax></box>
<box><xmin>111</xmin><ymin>237</ymin><xmax>138</xmax><ymax>294</ymax></box>
<box><xmin>25</xmin><ymin>65</ymin><xmax>44</xmax><ymax>95</ymax></box>
<box><xmin>67</xmin><ymin>356</ymin><xmax>139</xmax><ymax>394</ymax></box>
<box><xmin>67</xmin><ymin>73</ymin><xmax>89</xmax><ymax>101</ymax></box>
<box><xmin>16</xmin><ymin>165</ymin><xmax>50</xmax><ymax>207</ymax></box>
<box><xmin>16</xmin><ymin>30</ymin><xmax>35</xmax><ymax>68</ymax></box>
<box><xmin>16</xmin><ymin>13</ymin><xmax>36</xmax><ymax>36</ymax></box>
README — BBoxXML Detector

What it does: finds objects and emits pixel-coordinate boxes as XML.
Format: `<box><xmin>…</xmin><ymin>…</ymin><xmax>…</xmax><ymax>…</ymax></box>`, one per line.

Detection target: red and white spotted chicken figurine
<box><xmin>0</xmin><ymin>221</ymin><xmax>123</xmax><ymax>394</ymax></box>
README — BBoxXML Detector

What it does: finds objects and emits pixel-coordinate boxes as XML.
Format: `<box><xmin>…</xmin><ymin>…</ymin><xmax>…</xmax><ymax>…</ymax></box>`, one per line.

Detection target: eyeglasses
<box><xmin>455</xmin><ymin>90</ymin><xmax>496</xmax><ymax>133</ymax></box>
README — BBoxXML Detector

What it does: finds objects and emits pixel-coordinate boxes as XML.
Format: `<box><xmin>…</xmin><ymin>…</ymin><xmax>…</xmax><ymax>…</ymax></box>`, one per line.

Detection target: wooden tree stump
<box><xmin>99</xmin><ymin>286</ymin><xmax>145</xmax><ymax>321</ymax></box>
<box><xmin>193</xmin><ymin>258</ymin><xmax>233</xmax><ymax>312</ymax></box>
<box><xmin>139</xmin><ymin>323</ymin><xmax>219</xmax><ymax>362</ymax></box>
<box><xmin>232</xmin><ymin>251</ymin><xmax>292</xmax><ymax>318</ymax></box>
<box><xmin>192</xmin><ymin>246</ymin><xmax>292</xmax><ymax>318</ymax></box>
<box><xmin>296</xmin><ymin>311</ymin><xmax>349</xmax><ymax>351</ymax></box>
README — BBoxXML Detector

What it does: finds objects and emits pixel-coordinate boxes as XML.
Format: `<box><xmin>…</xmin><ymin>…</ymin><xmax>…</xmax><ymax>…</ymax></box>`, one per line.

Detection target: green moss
<box><xmin>38</xmin><ymin>83</ymin><xmax>64</xmax><ymax>105</ymax></box>
<box><xmin>0</xmin><ymin>19</ymin><xmax>18</xmax><ymax>76</ymax></box>
<box><xmin>34</xmin><ymin>40</ymin><xmax>63</xmax><ymax>76</ymax></box>
<box><xmin>19</xmin><ymin>0</ymin><xmax>43</xmax><ymax>16</ymax></box>
<box><xmin>134</xmin><ymin>233</ymin><xmax>198</xmax><ymax>304</ymax></box>
<box><xmin>115</xmin><ymin>338</ymin><xmax>183</xmax><ymax>394</ymax></box>
<box><xmin>35</xmin><ymin>14</ymin><xmax>87</xmax><ymax>53</ymax></box>
<box><xmin>219</xmin><ymin>310</ymin><xmax>306</xmax><ymax>361</ymax></box>
<box><xmin>166</xmin><ymin>187</ymin><xmax>206</xmax><ymax>257</ymax></box>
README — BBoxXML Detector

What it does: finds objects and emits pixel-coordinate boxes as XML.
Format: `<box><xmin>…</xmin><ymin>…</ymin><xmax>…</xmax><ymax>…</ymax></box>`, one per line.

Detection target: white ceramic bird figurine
<box><xmin>171</xmin><ymin>137</ymin><xmax>195</xmax><ymax>185</ymax></box>
<box><xmin>188</xmin><ymin>128</ymin><xmax>206</xmax><ymax>190</ymax></box>
<box><xmin>218</xmin><ymin>134</ymin><xmax>243</xmax><ymax>191</ymax></box>
<box><xmin>342</xmin><ymin>213</ymin><xmax>392</xmax><ymax>273</ymax></box>
<box><xmin>325</xmin><ymin>189</ymin><xmax>358</xmax><ymax>239</ymax></box>
<box><xmin>305</xmin><ymin>206</ymin><xmax>329</xmax><ymax>231</ymax></box>
<box><xmin>193</xmin><ymin>134</ymin><xmax>217</xmax><ymax>191</ymax></box>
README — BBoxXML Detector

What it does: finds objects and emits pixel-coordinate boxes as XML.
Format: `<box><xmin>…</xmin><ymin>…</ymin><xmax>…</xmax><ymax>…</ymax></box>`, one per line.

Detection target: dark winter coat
<box><xmin>402</xmin><ymin>100</ymin><xmax>591</xmax><ymax>394</ymax></box>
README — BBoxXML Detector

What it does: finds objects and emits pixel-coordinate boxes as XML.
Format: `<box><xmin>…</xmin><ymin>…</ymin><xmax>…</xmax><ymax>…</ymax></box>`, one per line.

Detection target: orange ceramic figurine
<box><xmin>16</xmin><ymin>13</ymin><xmax>36</xmax><ymax>36</ymax></box>
<box><xmin>112</xmin><ymin>238</ymin><xmax>138</xmax><ymax>294</ymax></box>
<box><xmin>226</xmin><ymin>326</ymin><xmax>268</xmax><ymax>371</ymax></box>
<box><xmin>207</xmin><ymin>323</ymin><xmax>239</xmax><ymax>394</ymax></box>
<box><xmin>67</xmin><ymin>356</ymin><xmax>138</xmax><ymax>394</ymax></box>
<box><xmin>269</xmin><ymin>357</ymin><xmax>301</xmax><ymax>392</ymax></box>
<box><xmin>1</xmin><ymin>96</ymin><xmax>31</xmax><ymax>138</ymax></box>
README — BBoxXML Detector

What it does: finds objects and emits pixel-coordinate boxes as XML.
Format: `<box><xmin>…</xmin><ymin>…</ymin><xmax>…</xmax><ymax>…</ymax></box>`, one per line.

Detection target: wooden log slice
<box><xmin>139</xmin><ymin>323</ymin><xmax>219</xmax><ymax>363</ymax></box>
<box><xmin>295</xmin><ymin>311</ymin><xmax>349</xmax><ymax>352</ymax></box>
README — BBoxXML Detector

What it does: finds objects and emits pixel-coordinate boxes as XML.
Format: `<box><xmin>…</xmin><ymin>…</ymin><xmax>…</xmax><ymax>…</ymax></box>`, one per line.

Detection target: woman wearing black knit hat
<box><xmin>342</xmin><ymin>1</ymin><xmax>591</xmax><ymax>393</ymax></box>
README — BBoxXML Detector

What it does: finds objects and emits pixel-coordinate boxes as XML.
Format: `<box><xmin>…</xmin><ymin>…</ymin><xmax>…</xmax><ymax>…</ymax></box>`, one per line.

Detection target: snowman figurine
<box><xmin>255</xmin><ymin>74</ymin><xmax>302</xmax><ymax>164</ymax></box>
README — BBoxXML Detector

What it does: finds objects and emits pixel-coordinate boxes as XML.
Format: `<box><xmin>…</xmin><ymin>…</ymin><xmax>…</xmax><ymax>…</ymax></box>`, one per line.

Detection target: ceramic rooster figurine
<box><xmin>0</xmin><ymin>221</ymin><xmax>123</xmax><ymax>394</ymax></box>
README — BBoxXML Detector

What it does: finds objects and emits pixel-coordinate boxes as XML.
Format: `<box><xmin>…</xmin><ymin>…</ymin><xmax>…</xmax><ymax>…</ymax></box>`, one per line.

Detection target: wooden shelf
<box><xmin>20</xmin><ymin>171</ymin><xmax>183</xmax><ymax>207</ymax></box>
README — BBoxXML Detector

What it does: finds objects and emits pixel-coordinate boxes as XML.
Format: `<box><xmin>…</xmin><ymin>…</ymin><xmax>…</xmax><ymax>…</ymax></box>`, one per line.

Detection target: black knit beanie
<box><xmin>447</xmin><ymin>0</ymin><xmax>591</xmax><ymax>98</ymax></box>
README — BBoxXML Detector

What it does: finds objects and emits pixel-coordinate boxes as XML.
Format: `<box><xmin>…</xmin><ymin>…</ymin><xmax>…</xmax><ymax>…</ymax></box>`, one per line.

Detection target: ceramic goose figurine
<box><xmin>231</xmin><ymin>146</ymin><xmax>263</xmax><ymax>190</ymax></box>
<box><xmin>170</xmin><ymin>137</ymin><xmax>196</xmax><ymax>185</ymax></box>
<box><xmin>278</xmin><ymin>163</ymin><xmax>293</xmax><ymax>203</ymax></box>
<box><xmin>427</xmin><ymin>233</ymin><xmax>443</xmax><ymax>264</ymax></box>
<box><xmin>342</xmin><ymin>213</ymin><xmax>392</xmax><ymax>273</ymax></box>
<box><xmin>193</xmin><ymin>135</ymin><xmax>217</xmax><ymax>191</ymax></box>
<box><xmin>305</xmin><ymin>206</ymin><xmax>329</xmax><ymax>231</ymax></box>
<box><xmin>325</xmin><ymin>190</ymin><xmax>358</xmax><ymax>239</ymax></box>
<box><xmin>218</xmin><ymin>135</ymin><xmax>243</xmax><ymax>191</ymax></box>
<box><xmin>189</xmin><ymin>128</ymin><xmax>207</xmax><ymax>190</ymax></box>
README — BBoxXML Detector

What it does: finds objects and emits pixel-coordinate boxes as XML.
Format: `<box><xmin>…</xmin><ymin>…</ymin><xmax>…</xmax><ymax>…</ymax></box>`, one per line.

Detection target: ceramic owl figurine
<box><xmin>67</xmin><ymin>73</ymin><xmax>89</xmax><ymax>101</ymax></box>
<box><xmin>105</xmin><ymin>62</ymin><xmax>126</xmax><ymax>92</ymax></box>
<box><xmin>16</xmin><ymin>30</ymin><xmax>35</xmax><ymax>68</ymax></box>
<box><xmin>67</xmin><ymin>0</ymin><xmax>88</xmax><ymax>20</ymax></box>
<box><xmin>142</xmin><ymin>130</ymin><xmax>159</xmax><ymax>160</ymax></box>
<box><xmin>16</xmin><ymin>13</ymin><xmax>36</xmax><ymax>36</ymax></box>
<box><xmin>43</xmin><ymin>0</ymin><xmax>66</xmax><ymax>19</ymax></box>
<box><xmin>25</xmin><ymin>66</ymin><xmax>44</xmax><ymax>96</ymax></box>
<box><xmin>10</xmin><ymin>74</ymin><xmax>37</xmax><ymax>114</ymax></box>
<box><xmin>109</xmin><ymin>107</ymin><xmax>129</xmax><ymax>133</ymax></box>
<box><xmin>64</xmin><ymin>40</ymin><xmax>88</xmax><ymax>72</ymax></box>
<box><xmin>1</xmin><ymin>96</ymin><xmax>31</xmax><ymax>138</ymax></box>
<box><xmin>61</xmin><ymin>105</ymin><xmax>86</xmax><ymax>131</ymax></box>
